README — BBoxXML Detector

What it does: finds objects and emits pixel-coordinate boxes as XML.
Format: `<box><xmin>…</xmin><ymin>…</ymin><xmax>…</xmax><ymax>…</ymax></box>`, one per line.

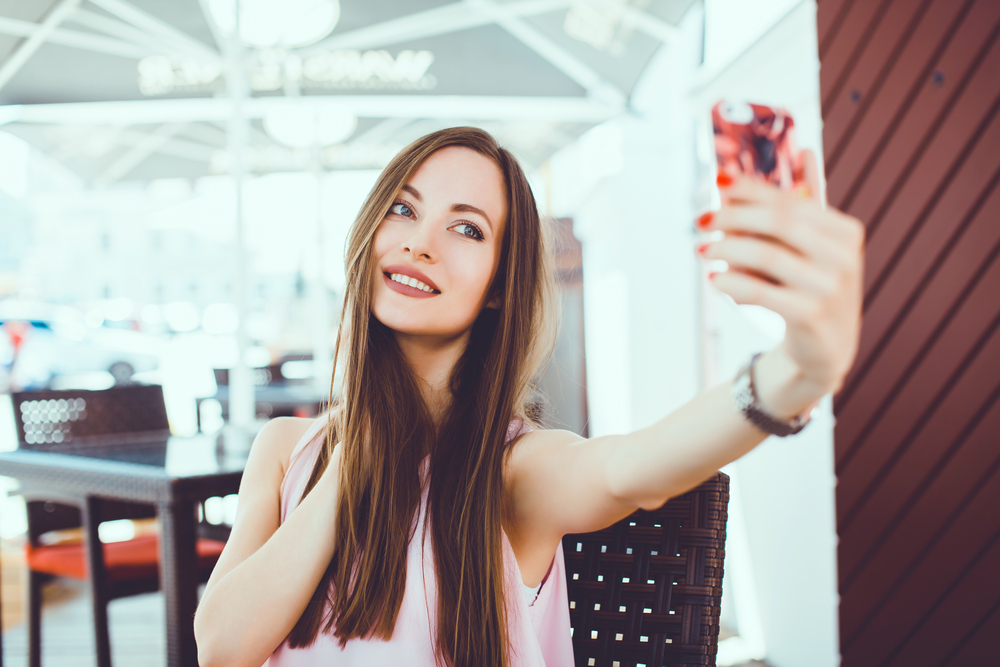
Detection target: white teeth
<box><xmin>390</xmin><ymin>273</ymin><xmax>435</xmax><ymax>293</ymax></box>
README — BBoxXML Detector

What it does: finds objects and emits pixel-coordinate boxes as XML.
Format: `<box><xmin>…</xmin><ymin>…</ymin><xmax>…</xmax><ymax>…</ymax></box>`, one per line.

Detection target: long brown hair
<box><xmin>286</xmin><ymin>127</ymin><xmax>558</xmax><ymax>666</ymax></box>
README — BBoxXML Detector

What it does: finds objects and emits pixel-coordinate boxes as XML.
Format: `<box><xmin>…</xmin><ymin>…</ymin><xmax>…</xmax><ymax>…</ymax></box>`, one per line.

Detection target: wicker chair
<box><xmin>10</xmin><ymin>385</ymin><xmax>225</xmax><ymax>667</ymax></box>
<box><xmin>563</xmin><ymin>472</ymin><xmax>730</xmax><ymax>667</ymax></box>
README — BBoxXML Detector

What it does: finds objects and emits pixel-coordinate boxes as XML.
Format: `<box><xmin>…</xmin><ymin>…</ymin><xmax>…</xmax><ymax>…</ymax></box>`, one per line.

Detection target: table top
<box><xmin>0</xmin><ymin>431</ymin><xmax>250</xmax><ymax>503</ymax></box>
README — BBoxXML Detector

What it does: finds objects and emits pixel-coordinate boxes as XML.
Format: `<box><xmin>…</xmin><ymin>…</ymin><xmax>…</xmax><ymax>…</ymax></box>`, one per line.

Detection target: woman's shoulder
<box><xmin>251</xmin><ymin>415</ymin><xmax>325</xmax><ymax>478</ymax></box>
<box><xmin>504</xmin><ymin>424</ymin><xmax>585</xmax><ymax>477</ymax></box>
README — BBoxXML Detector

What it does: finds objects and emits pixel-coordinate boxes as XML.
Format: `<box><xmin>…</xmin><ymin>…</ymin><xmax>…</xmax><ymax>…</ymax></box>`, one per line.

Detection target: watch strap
<box><xmin>731</xmin><ymin>352</ymin><xmax>811</xmax><ymax>437</ymax></box>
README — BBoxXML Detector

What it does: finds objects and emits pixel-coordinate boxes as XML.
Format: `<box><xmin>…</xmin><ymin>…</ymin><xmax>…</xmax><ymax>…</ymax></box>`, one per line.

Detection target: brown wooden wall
<box><xmin>817</xmin><ymin>0</ymin><xmax>1000</xmax><ymax>664</ymax></box>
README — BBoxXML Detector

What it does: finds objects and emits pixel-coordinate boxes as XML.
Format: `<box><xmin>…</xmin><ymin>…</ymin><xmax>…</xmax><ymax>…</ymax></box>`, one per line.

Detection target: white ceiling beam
<box><xmin>0</xmin><ymin>0</ymin><xmax>82</xmax><ymax>92</ymax></box>
<box><xmin>48</xmin><ymin>124</ymin><xmax>216</xmax><ymax>166</ymax></box>
<box><xmin>351</xmin><ymin>117</ymin><xmax>413</xmax><ymax>145</ymax></box>
<box><xmin>301</xmin><ymin>0</ymin><xmax>571</xmax><ymax>54</ymax></box>
<box><xmin>113</xmin><ymin>127</ymin><xmax>217</xmax><ymax>161</ymax></box>
<box><xmin>465</xmin><ymin>0</ymin><xmax>625</xmax><ymax>104</ymax></box>
<box><xmin>1</xmin><ymin>94</ymin><xmax>621</xmax><ymax>125</ymax></box>
<box><xmin>86</xmin><ymin>0</ymin><xmax>221</xmax><ymax>63</ymax></box>
<box><xmin>0</xmin><ymin>16</ymin><xmax>152</xmax><ymax>59</ymax></box>
<box><xmin>67</xmin><ymin>7</ymin><xmax>180</xmax><ymax>57</ymax></box>
<box><xmin>92</xmin><ymin>122</ymin><xmax>186</xmax><ymax>187</ymax></box>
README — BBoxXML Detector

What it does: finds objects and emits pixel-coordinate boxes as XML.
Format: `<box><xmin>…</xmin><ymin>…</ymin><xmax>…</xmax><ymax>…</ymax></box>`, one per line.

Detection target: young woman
<box><xmin>193</xmin><ymin>127</ymin><xmax>864</xmax><ymax>667</ymax></box>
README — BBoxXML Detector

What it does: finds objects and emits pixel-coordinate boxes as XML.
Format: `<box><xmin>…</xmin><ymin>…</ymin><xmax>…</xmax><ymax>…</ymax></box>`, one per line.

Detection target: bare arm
<box><xmin>194</xmin><ymin>416</ymin><xmax>341</xmax><ymax>667</ymax></box>
<box><xmin>508</xmin><ymin>156</ymin><xmax>864</xmax><ymax>541</ymax></box>
<box><xmin>507</xmin><ymin>347</ymin><xmax>818</xmax><ymax>540</ymax></box>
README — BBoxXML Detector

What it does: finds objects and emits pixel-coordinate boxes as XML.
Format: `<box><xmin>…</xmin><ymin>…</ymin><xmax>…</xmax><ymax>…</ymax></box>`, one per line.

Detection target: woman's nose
<box><xmin>401</xmin><ymin>221</ymin><xmax>435</xmax><ymax>260</ymax></box>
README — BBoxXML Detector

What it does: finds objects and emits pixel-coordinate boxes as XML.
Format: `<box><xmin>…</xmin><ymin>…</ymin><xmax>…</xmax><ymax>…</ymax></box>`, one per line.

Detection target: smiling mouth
<box><xmin>383</xmin><ymin>272</ymin><xmax>441</xmax><ymax>295</ymax></box>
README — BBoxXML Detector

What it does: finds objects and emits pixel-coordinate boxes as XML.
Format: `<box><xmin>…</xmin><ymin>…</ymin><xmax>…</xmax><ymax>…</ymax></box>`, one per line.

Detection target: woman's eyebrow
<box><xmin>402</xmin><ymin>184</ymin><xmax>493</xmax><ymax>233</ymax></box>
<box><xmin>451</xmin><ymin>203</ymin><xmax>493</xmax><ymax>233</ymax></box>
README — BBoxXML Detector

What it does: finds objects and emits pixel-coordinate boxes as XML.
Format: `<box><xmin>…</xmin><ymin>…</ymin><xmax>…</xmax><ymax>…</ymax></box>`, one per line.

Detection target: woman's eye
<box><xmin>389</xmin><ymin>202</ymin><xmax>413</xmax><ymax>217</ymax></box>
<box><xmin>454</xmin><ymin>223</ymin><xmax>484</xmax><ymax>241</ymax></box>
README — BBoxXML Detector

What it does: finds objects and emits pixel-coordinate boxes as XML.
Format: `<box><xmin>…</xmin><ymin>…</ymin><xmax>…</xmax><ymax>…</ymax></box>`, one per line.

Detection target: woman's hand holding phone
<box><xmin>696</xmin><ymin>149</ymin><xmax>865</xmax><ymax>417</ymax></box>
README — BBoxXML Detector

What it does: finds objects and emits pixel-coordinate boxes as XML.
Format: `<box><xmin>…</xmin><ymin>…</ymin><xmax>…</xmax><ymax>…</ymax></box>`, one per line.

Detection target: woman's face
<box><xmin>371</xmin><ymin>146</ymin><xmax>507</xmax><ymax>340</ymax></box>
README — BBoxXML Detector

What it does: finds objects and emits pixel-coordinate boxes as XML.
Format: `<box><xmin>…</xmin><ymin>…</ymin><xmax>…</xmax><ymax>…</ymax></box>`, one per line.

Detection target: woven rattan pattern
<box><xmin>562</xmin><ymin>472</ymin><xmax>729</xmax><ymax>667</ymax></box>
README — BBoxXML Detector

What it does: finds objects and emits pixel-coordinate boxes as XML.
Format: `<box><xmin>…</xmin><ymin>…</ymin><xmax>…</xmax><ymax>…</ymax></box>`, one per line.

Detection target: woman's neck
<box><xmin>393</xmin><ymin>329</ymin><xmax>470</xmax><ymax>430</ymax></box>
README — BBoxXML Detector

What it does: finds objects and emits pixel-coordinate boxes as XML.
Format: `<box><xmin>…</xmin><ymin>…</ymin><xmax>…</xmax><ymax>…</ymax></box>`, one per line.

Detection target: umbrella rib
<box><xmin>0</xmin><ymin>16</ymin><xmax>152</xmax><ymax>59</ymax></box>
<box><xmin>92</xmin><ymin>123</ymin><xmax>187</xmax><ymax>189</ymax></box>
<box><xmin>465</xmin><ymin>0</ymin><xmax>626</xmax><ymax>104</ymax></box>
<box><xmin>66</xmin><ymin>7</ymin><xmax>183</xmax><ymax>59</ymax></box>
<box><xmin>300</xmin><ymin>0</ymin><xmax>573</xmax><ymax>54</ymax></box>
<box><xmin>1</xmin><ymin>95</ymin><xmax>622</xmax><ymax>125</ymax></box>
<box><xmin>87</xmin><ymin>0</ymin><xmax>221</xmax><ymax>64</ymax></box>
<box><xmin>0</xmin><ymin>0</ymin><xmax>82</xmax><ymax>93</ymax></box>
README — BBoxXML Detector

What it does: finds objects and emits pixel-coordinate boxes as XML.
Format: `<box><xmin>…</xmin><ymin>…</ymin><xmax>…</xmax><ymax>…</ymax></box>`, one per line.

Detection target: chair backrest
<box><xmin>563</xmin><ymin>472</ymin><xmax>729</xmax><ymax>667</ymax></box>
<box><xmin>12</xmin><ymin>384</ymin><xmax>170</xmax><ymax>445</ymax></box>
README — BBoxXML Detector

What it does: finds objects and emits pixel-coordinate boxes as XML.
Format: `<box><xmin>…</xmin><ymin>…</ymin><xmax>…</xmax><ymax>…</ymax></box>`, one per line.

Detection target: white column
<box><xmin>551</xmin><ymin>2</ymin><xmax>840</xmax><ymax>665</ymax></box>
<box><xmin>225</xmin><ymin>10</ymin><xmax>256</xmax><ymax>434</ymax></box>
<box><xmin>692</xmin><ymin>2</ymin><xmax>840</xmax><ymax>666</ymax></box>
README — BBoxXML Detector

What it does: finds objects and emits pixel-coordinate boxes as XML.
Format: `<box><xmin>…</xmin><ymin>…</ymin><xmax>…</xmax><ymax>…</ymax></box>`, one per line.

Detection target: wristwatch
<box><xmin>731</xmin><ymin>352</ymin><xmax>812</xmax><ymax>437</ymax></box>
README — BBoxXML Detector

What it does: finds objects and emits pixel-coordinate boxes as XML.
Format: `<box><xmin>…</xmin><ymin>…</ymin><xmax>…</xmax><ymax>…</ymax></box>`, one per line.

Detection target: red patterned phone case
<box><xmin>712</xmin><ymin>100</ymin><xmax>806</xmax><ymax>192</ymax></box>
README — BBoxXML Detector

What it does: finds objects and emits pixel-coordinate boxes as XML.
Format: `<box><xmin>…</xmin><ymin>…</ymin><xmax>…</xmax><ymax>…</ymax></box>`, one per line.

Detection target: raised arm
<box><xmin>507</xmin><ymin>155</ymin><xmax>864</xmax><ymax>540</ymax></box>
<box><xmin>194</xmin><ymin>416</ymin><xmax>342</xmax><ymax>667</ymax></box>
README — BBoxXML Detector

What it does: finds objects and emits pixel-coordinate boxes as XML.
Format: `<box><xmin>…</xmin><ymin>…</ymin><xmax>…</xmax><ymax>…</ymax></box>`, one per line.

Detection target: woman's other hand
<box><xmin>697</xmin><ymin>149</ymin><xmax>865</xmax><ymax>416</ymax></box>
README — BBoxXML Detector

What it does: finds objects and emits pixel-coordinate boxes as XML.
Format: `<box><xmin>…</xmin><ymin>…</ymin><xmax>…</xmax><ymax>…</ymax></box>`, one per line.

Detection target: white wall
<box><xmin>549</xmin><ymin>6</ymin><xmax>704</xmax><ymax>437</ymax></box>
<box><xmin>692</xmin><ymin>3</ymin><xmax>839</xmax><ymax>666</ymax></box>
<box><xmin>548</xmin><ymin>1</ymin><xmax>840</xmax><ymax>665</ymax></box>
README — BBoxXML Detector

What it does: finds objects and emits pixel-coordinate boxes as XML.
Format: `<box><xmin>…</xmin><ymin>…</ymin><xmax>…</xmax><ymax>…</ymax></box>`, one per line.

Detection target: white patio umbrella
<box><xmin>0</xmin><ymin>0</ymin><xmax>694</xmax><ymax>434</ymax></box>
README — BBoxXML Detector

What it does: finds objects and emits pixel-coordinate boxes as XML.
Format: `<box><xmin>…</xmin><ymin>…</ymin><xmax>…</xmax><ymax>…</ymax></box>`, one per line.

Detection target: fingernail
<box><xmin>717</xmin><ymin>172</ymin><xmax>734</xmax><ymax>188</ymax></box>
<box><xmin>708</xmin><ymin>271</ymin><xmax>719</xmax><ymax>280</ymax></box>
<box><xmin>696</xmin><ymin>212</ymin><xmax>714</xmax><ymax>229</ymax></box>
<box><xmin>696</xmin><ymin>242</ymin><xmax>710</xmax><ymax>256</ymax></box>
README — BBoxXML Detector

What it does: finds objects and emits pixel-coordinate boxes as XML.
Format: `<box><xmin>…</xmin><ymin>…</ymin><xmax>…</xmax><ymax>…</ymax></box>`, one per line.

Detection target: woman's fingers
<box><xmin>703</xmin><ymin>176</ymin><xmax>865</xmax><ymax>258</ymax></box>
<box><xmin>700</xmin><ymin>235</ymin><xmax>837</xmax><ymax>295</ymax></box>
<box><xmin>708</xmin><ymin>270</ymin><xmax>816</xmax><ymax>323</ymax></box>
<box><xmin>705</xmin><ymin>203</ymin><xmax>855</xmax><ymax>267</ymax></box>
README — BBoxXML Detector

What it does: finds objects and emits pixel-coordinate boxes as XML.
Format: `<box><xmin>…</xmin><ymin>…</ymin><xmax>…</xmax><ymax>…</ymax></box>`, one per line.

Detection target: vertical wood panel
<box><xmin>841</xmin><ymin>450</ymin><xmax>1000</xmax><ymax>664</ymax></box>
<box><xmin>823</xmin><ymin>0</ymin><xmax>977</xmax><ymax>177</ymax></box>
<box><xmin>828</xmin><ymin>3</ymin><xmax>1000</xmax><ymax>234</ymax></box>
<box><xmin>821</xmin><ymin>0</ymin><xmax>940</xmax><ymax>164</ymax></box>
<box><xmin>835</xmin><ymin>190</ymin><xmax>1000</xmax><ymax>575</ymax></box>
<box><xmin>833</xmin><ymin>111</ymin><xmax>1000</xmax><ymax>456</ymax></box>
<box><xmin>942</xmin><ymin>601</ymin><xmax>1000</xmax><ymax>666</ymax></box>
<box><xmin>817</xmin><ymin>0</ymin><xmax>854</xmax><ymax>59</ymax></box>
<box><xmin>836</xmin><ymin>272</ymin><xmax>1000</xmax><ymax>504</ymax></box>
<box><xmin>820</xmin><ymin>0</ymin><xmax>894</xmax><ymax>112</ymax></box>
<box><xmin>838</xmin><ymin>383</ymin><xmax>1000</xmax><ymax>642</ymax></box>
<box><xmin>819</xmin><ymin>0</ymin><xmax>1000</xmax><ymax>662</ymax></box>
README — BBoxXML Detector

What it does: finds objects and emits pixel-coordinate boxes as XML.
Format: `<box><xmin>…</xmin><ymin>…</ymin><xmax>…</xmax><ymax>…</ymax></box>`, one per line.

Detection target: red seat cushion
<box><xmin>26</xmin><ymin>534</ymin><xmax>226</xmax><ymax>584</ymax></box>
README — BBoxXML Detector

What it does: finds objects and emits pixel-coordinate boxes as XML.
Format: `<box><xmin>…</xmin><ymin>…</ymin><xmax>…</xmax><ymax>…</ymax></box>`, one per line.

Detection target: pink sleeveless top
<box><xmin>265</xmin><ymin>416</ymin><xmax>575</xmax><ymax>667</ymax></box>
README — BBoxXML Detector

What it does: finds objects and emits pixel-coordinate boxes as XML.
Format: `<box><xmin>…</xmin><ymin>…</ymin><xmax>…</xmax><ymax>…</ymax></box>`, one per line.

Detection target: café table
<box><xmin>0</xmin><ymin>430</ymin><xmax>249</xmax><ymax>667</ymax></box>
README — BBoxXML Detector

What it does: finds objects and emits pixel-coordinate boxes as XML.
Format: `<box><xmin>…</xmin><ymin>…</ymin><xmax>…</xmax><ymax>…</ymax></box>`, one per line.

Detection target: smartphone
<box><xmin>712</xmin><ymin>100</ymin><xmax>806</xmax><ymax>192</ymax></box>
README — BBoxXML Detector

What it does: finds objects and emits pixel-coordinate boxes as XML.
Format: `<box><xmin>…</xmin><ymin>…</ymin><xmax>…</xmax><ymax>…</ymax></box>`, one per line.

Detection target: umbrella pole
<box><xmin>225</xmin><ymin>10</ymin><xmax>255</xmax><ymax>435</ymax></box>
<box><xmin>311</xmin><ymin>145</ymin><xmax>333</xmax><ymax>398</ymax></box>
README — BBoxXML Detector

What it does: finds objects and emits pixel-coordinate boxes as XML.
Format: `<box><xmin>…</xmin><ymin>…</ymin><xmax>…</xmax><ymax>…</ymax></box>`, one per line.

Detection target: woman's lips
<box><xmin>382</xmin><ymin>272</ymin><xmax>440</xmax><ymax>298</ymax></box>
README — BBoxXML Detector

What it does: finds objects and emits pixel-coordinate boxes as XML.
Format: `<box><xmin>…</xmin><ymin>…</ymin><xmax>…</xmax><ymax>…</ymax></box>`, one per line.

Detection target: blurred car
<box><xmin>0</xmin><ymin>300</ymin><xmax>164</xmax><ymax>390</ymax></box>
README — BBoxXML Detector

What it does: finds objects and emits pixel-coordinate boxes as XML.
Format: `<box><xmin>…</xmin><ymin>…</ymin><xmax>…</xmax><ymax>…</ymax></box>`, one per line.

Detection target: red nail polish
<box><xmin>696</xmin><ymin>243</ymin><xmax>710</xmax><ymax>255</ymax></box>
<box><xmin>697</xmin><ymin>212</ymin><xmax>714</xmax><ymax>229</ymax></box>
<box><xmin>708</xmin><ymin>271</ymin><xmax>719</xmax><ymax>280</ymax></box>
<box><xmin>717</xmin><ymin>172</ymin><xmax>733</xmax><ymax>188</ymax></box>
